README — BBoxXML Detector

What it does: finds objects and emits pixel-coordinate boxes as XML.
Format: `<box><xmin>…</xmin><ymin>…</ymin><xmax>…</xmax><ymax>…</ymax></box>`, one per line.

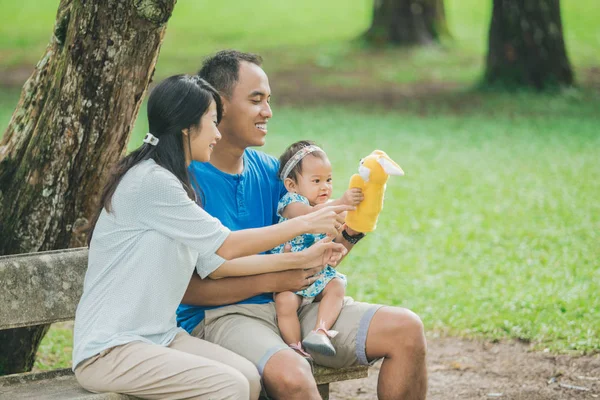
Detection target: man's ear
<box><xmin>220</xmin><ymin>95</ymin><xmax>229</xmax><ymax>117</ymax></box>
<box><xmin>284</xmin><ymin>178</ymin><xmax>297</xmax><ymax>192</ymax></box>
<box><xmin>182</xmin><ymin>128</ymin><xmax>189</xmax><ymax>137</ymax></box>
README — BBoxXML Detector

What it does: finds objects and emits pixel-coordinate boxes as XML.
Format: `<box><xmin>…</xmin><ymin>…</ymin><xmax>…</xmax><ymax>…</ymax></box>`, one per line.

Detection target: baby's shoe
<box><xmin>302</xmin><ymin>327</ymin><xmax>338</xmax><ymax>357</ymax></box>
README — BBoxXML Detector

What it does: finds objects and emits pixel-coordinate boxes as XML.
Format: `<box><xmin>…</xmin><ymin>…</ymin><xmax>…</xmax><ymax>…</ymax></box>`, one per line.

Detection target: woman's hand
<box><xmin>300</xmin><ymin>236</ymin><xmax>347</xmax><ymax>269</ymax></box>
<box><xmin>299</xmin><ymin>204</ymin><xmax>354</xmax><ymax>236</ymax></box>
<box><xmin>265</xmin><ymin>243</ymin><xmax>326</xmax><ymax>292</ymax></box>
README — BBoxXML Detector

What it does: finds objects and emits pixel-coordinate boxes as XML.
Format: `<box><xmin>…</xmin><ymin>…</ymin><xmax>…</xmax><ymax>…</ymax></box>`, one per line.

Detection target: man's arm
<box><xmin>182</xmin><ymin>266</ymin><xmax>326</xmax><ymax>306</ymax></box>
<box><xmin>334</xmin><ymin>226</ymin><xmax>365</xmax><ymax>264</ymax></box>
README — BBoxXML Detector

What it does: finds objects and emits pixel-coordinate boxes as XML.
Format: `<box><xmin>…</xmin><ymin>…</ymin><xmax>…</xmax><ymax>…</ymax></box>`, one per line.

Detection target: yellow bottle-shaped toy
<box><xmin>345</xmin><ymin>150</ymin><xmax>404</xmax><ymax>233</ymax></box>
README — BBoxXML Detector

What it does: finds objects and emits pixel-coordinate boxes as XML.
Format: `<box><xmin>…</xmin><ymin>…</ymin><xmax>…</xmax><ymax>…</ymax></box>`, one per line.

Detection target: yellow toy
<box><xmin>345</xmin><ymin>150</ymin><xmax>404</xmax><ymax>233</ymax></box>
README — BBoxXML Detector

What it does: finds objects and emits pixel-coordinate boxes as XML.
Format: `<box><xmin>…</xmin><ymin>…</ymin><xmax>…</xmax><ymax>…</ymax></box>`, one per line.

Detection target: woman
<box><xmin>73</xmin><ymin>75</ymin><xmax>350</xmax><ymax>400</ymax></box>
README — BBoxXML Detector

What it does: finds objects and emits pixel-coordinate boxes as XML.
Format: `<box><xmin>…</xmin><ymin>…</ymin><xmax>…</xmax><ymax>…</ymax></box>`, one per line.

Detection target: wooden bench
<box><xmin>0</xmin><ymin>249</ymin><xmax>368</xmax><ymax>399</ymax></box>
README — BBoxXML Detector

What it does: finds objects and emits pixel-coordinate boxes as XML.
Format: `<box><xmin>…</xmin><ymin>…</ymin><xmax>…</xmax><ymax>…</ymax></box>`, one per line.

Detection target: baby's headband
<box><xmin>143</xmin><ymin>133</ymin><xmax>159</xmax><ymax>146</ymax></box>
<box><xmin>279</xmin><ymin>145</ymin><xmax>323</xmax><ymax>180</ymax></box>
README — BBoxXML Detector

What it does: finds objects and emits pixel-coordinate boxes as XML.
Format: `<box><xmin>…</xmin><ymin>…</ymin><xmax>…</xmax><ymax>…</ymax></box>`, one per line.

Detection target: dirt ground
<box><xmin>331</xmin><ymin>336</ymin><xmax>600</xmax><ymax>400</ymax></box>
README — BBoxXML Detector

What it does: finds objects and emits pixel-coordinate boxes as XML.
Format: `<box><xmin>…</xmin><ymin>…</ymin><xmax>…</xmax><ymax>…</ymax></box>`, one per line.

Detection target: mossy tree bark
<box><xmin>484</xmin><ymin>0</ymin><xmax>573</xmax><ymax>89</ymax></box>
<box><xmin>364</xmin><ymin>0</ymin><xmax>449</xmax><ymax>46</ymax></box>
<box><xmin>0</xmin><ymin>0</ymin><xmax>176</xmax><ymax>375</ymax></box>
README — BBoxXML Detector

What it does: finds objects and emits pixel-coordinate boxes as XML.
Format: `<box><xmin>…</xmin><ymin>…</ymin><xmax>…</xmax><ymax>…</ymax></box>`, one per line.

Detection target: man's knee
<box><xmin>387</xmin><ymin>308</ymin><xmax>427</xmax><ymax>354</ymax></box>
<box><xmin>263</xmin><ymin>351</ymin><xmax>317</xmax><ymax>396</ymax></box>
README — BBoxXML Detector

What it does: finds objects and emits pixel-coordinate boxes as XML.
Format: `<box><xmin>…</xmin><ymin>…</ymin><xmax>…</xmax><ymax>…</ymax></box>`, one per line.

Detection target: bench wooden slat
<box><xmin>0</xmin><ymin>369</ymin><xmax>136</xmax><ymax>399</ymax></box>
<box><xmin>0</xmin><ymin>248</ymin><xmax>88</xmax><ymax>330</ymax></box>
<box><xmin>313</xmin><ymin>365</ymin><xmax>369</xmax><ymax>385</ymax></box>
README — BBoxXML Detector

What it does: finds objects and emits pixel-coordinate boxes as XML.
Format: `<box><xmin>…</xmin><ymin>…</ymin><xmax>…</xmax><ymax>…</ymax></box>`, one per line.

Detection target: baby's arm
<box><xmin>281</xmin><ymin>188</ymin><xmax>364</xmax><ymax>220</ymax></box>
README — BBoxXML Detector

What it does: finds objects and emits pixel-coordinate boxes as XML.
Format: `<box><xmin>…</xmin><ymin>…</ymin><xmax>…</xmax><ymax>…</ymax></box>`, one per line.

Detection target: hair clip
<box><xmin>143</xmin><ymin>133</ymin><xmax>159</xmax><ymax>146</ymax></box>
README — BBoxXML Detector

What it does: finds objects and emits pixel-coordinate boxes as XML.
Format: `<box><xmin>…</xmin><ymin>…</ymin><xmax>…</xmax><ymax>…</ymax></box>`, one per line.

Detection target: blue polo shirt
<box><xmin>176</xmin><ymin>148</ymin><xmax>287</xmax><ymax>333</ymax></box>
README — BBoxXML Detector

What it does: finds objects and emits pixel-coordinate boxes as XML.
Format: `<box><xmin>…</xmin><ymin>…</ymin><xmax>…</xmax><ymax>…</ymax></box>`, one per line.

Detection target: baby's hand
<box><xmin>341</xmin><ymin>188</ymin><xmax>364</xmax><ymax>206</ymax></box>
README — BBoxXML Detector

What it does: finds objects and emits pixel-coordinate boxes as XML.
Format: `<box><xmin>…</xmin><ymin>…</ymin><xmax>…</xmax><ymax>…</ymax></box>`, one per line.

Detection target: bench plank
<box><xmin>0</xmin><ymin>248</ymin><xmax>88</xmax><ymax>330</ymax></box>
<box><xmin>0</xmin><ymin>369</ymin><xmax>136</xmax><ymax>399</ymax></box>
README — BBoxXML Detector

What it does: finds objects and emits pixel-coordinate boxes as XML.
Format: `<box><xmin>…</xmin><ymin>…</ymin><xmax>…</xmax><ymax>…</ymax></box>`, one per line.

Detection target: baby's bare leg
<box><xmin>313</xmin><ymin>278</ymin><xmax>346</xmax><ymax>331</ymax></box>
<box><xmin>274</xmin><ymin>291</ymin><xmax>303</xmax><ymax>345</ymax></box>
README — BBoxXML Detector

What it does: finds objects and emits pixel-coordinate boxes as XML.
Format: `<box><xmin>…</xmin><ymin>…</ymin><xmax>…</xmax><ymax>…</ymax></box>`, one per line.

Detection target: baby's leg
<box><xmin>274</xmin><ymin>291</ymin><xmax>303</xmax><ymax>345</ymax></box>
<box><xmin>313</xmin><ymin>277</ymin><xmax>346</xmax><ymax>331</ymax></box>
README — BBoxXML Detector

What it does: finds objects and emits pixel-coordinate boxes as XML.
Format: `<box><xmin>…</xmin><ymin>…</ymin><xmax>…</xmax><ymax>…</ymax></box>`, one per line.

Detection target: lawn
<box><xmin>1</xmin><ymin>0</ymin><xmax>598</xmax><ymax>83</ymax></box>
<box><xmin>0</xmin><ymin>0</ymin><xmax>598</xmax><ymax>371</ymax></box>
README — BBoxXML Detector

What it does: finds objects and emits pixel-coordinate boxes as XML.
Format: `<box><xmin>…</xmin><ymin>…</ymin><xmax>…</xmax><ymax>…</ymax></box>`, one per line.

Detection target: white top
<box><xmin>73</xmin><ymin>159</ymin><xmax>230</xmax><ymax>369</ymax></box>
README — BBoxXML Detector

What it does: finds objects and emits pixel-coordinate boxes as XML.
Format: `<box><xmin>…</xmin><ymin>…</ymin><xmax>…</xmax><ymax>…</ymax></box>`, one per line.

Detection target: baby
<box><xmin>271</xmin><ymin>140</ymin><xmax>363</xmax><ymax>358</ymax></box>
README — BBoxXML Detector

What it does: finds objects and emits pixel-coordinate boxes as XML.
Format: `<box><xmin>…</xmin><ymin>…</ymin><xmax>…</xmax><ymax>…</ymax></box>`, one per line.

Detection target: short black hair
<box><xmin>278</xmin><ymin>140</ymin><xmax>327</xmax><ymax>182</ymax></box>
<box><xmin>198</xmin><ymin>50</ymin><xmax>263</xmax><ymax>98</ymax></box>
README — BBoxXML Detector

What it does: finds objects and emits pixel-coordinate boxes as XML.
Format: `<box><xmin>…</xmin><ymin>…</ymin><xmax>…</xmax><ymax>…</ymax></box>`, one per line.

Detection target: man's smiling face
<box><xmin>218</xmin><ymin>61</ymin><xmax>272</xmax><ymax>150</ymax></box>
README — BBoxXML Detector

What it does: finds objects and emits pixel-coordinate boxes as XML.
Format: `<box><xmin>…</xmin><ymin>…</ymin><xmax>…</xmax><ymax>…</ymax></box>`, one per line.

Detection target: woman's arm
<box><xmin>211</xmin><ymin>238</ymin><xmax>347</xmax><ymax>279</ymax></box>
<box><xmin>215</xmin><ymin>204</ymin><xmax>352</xmax><ymax>259</ymax></box>
<box><xmin>209</xmin><ymin>253</ymin><xmax>301</xmax><ymax>279</ymax></box>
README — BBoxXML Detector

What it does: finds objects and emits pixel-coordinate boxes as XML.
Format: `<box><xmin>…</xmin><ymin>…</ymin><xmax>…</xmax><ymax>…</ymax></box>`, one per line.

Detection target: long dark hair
<box><xmin>87</xmin><ymin>75</ymin><xmax>222</xmax><ymax>245</ymax></box>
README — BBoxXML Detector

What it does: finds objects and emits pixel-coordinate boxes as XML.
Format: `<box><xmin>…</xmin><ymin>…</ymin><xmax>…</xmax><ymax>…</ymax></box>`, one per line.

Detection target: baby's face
<box><xmin>295</xmin><ymin>155</ymin><xmax>333</xmax><ymax>206</ymax></box>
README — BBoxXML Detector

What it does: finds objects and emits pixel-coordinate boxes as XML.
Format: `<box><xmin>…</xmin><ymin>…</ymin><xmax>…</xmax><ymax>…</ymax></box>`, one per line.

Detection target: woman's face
<box><xmin>187</xmin><ymin>101</ymin><xmax>221</xmax><ymax>163</ymax></box>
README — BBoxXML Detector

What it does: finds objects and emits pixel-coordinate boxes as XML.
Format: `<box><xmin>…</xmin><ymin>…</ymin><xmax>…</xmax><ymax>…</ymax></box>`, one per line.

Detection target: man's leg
<box><xmin>366</xmin><ymin>307</ymin><xmax>427</xmax><ymax>400</ymax></box>
<box><xmin>197</xmin><ymin>303</ymin><xmax>322</xmax><ymax>399</ymax></box>
<box><xmin>299</xmin><ymin>297</ymin><xmax>427</xmax><ymax>400</ymax></box>
<box><xmin>262</xmin><ymin>347</ymin><xmax>321</xmax><ymax>400</ymax></box>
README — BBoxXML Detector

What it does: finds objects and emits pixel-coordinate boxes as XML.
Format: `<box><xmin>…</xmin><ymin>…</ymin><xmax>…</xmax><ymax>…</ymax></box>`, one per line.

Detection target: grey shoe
<box><xmin>302</xmin><ymin>331</ymin><xmax>336</xmax><ymax>357</ymax></box>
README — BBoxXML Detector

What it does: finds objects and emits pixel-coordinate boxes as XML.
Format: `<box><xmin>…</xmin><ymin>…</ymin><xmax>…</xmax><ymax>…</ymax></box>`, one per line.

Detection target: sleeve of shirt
<box><xmin>195</xmin><ymin>252</ymin><xmax>226</xmax><ymax>279</ymax></box>
<box><xmin>276</xmin><ymin>192</ymin><xmax>310</xmax><ymax>217</ymax></box>
<box><xmin>137</xmin><ymin>167</ymin><xmax>230</xmax><ymax>271</ymax></box>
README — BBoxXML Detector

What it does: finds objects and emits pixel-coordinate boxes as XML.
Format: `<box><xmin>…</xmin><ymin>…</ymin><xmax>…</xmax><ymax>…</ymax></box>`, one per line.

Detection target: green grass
<box><xmin>0</xmin><ymin>0</ymin><xmax>598</xmax><ymax>83</ymax></box>
<box><xmin>263</xmin><ymin>97</ymin><xmax>600</xmax><ymax>354</ymax></box>
<box><xmin>34</xmin><ymin>322</ymin><xmax>72</xmax><ymax>371</ymax></box>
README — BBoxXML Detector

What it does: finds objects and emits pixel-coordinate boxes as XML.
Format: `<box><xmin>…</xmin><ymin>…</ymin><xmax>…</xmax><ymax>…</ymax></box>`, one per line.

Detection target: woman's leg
<box><xmin>168</xmin><ymin>332</ymin><xmax>262</xmax><ymax>400</ymax></box>
<box><xmin>274</xmin><ymin>291</ymin><xmax>303</xmax><ymax>346</ymax></box>
<box><xmin>75</xmin><ymin>333</ymin><xmax>251</xmax><ymax>400</ymax></box>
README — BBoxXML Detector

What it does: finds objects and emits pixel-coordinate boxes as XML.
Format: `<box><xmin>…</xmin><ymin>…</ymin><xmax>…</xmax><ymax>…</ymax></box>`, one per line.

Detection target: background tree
<box><xmin>0</xmin><ymin>0</ymin><xmax>176</xmax><ymax>375</ymax></box>
<box><xmin>484</xmin><ymin>0</ymin><xmax>573</xmax><ymax>89</ymax></box>
<box><xmin>363</xmin><ymin>0</ymin><xmax>450</xmax><ymax>46</ymax></box>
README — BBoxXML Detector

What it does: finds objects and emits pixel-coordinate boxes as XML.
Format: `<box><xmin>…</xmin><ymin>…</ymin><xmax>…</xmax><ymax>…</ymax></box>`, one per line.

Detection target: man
<box><xmin>178</xmin><ymin>50</ymin><xmax>427</xmax><ymax>400</ymax></box>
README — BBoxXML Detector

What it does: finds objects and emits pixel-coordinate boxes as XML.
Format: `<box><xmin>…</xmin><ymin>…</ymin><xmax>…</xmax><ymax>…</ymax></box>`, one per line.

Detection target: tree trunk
<box><xmin>0</xmin><ymin>0</ymin><xmax>176</xmax><ymax>375</ymax></box>
<box><xmin>364</xmin><ymin>0</ymin><xmax>449</xmax><ymax>46</ymax></box>
<box><xmin>484</xmin><ymin>0</ymin><xmax>573</xmax><ymax>89</ymax></box>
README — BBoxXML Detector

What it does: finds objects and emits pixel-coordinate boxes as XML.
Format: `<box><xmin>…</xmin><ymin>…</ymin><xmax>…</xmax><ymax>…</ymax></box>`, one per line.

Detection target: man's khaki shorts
<box><xmin>191</xmin><ymin>297</ymin><xmax>382</xmax><ymax>375</ymax></box>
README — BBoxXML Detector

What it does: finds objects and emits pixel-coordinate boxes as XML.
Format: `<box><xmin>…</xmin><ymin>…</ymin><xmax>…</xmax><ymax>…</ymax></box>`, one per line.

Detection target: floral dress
<box><xmin>270</xmin><ymin>192</ymin><xmax>347</xmax><ymax>300</ymax></box>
